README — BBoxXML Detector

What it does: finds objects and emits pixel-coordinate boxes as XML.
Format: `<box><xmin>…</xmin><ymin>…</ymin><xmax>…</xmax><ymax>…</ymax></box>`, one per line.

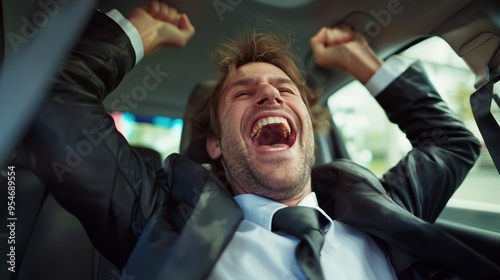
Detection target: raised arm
<box><xmin>128</xmin><ymin>1</ymin><xmax>195</xmax><ymax>55</ymax></box>
<box><xmin>310</xmin><ymin>25</ymin><xmax>382</xmax><ymax>83</ymax></box>
<box><xmin>310</xmin><ymin>25</ymin><xmax>480</xmax><ymax>222</ymax></box>
<box><xmin>19</xmin><ymin>1</ymin><xmax>194</xmax><ymax>268</ymax></box>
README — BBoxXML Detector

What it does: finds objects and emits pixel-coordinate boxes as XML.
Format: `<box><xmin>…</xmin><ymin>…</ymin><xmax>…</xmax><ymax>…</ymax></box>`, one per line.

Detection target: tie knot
<box><xmin>272</xmin><ymin>206</ymin><xmax>326</xmax><ymax>238</ymax></box>
<box><xmin>272</xmin><ymin>206</ymin><xmax>327</xmax><ymax>280</ymax></box>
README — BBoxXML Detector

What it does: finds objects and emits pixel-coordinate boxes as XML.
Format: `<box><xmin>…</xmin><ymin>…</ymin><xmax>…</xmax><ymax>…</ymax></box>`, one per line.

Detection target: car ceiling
<box><xmin>3</xmin><ymin>0</ymin><xmax>500</xmax><ymax>119</ymax></box>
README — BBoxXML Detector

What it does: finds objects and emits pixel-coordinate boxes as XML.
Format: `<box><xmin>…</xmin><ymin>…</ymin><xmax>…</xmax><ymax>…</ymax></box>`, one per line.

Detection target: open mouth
<box><xmin>250</xmin><ymin>116</ymin><xmax>296</xmax><ymax>151</ymax></box>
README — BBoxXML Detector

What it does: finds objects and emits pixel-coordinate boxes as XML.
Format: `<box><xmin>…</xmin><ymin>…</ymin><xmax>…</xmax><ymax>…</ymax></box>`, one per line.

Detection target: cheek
<box><xmin>295</xmin><ymin>106</ymin><xmax>315</xmax><ymax>141</ymax></box>
<box><xmin>220</xmin><ymin>109</ymin><xmax>242</xmax><ymax>136</ymax></box>
<box><xmin>218</xmin><ymin>106</ymin><xmax>232</xmax><ymax>133</ymax></box>
<box><xmin>293</xmin><ymin>102</ymin><xmax>313</xmax><ymax>124</ymax></box>
<box><xmin>303</xmin><ymin>108</ymin><xmax>314</xmax><ymax>127</ymax></box>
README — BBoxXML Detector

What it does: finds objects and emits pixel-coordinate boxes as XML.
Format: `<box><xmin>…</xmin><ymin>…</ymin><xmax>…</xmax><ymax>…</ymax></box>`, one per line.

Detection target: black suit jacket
<box><xmin>21</xmin><ymin>11</ymin><xmax>499</xmax><ymax>280</ymax></box>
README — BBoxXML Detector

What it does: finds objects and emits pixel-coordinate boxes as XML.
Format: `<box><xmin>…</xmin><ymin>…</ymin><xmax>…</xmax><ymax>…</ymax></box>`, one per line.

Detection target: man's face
<box><xmin>208</xmin><ymin>62</ymin><xmax>315</xmax><ymax>203</ymax></box>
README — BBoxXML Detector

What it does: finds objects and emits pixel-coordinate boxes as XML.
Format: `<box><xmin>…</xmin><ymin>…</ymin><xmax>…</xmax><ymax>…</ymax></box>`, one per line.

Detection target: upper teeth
<box><xmin>251</xmin><ymin>116</ymin><xmax>291</xmax><ymax>139</ymax></box>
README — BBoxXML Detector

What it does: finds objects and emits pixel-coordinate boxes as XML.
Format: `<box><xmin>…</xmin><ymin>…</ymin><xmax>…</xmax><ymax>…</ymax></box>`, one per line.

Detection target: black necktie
<box><xmin>272</xmin><ymin>206</ymin><xmax>327</xmax><ymax>280</ymax></box>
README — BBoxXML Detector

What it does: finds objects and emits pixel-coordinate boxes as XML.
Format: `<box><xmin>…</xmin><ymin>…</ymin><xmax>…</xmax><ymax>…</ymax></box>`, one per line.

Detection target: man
<box><xmin>20</xmin><ymin>1</ymin><xmax>498</xmax><ymax>279</ymax></box>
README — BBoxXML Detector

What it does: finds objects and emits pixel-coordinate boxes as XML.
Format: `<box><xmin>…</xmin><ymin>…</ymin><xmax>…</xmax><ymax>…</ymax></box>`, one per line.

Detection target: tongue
<box><xmin>256</xmin><ymin>124</ymin><xmax>288</xmax><ymax>146</ymax></box>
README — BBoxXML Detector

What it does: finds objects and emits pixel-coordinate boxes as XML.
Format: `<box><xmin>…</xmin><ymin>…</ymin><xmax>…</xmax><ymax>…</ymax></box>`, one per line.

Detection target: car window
<box><xmin>327</xmin><ymin>36</ymin><xmax>500</xmax><ymax>212</ymax></box>
<box><xmin>111</xmin><ymin>112</ymin><xmax>183</xmax><ymax>160</ymax></box>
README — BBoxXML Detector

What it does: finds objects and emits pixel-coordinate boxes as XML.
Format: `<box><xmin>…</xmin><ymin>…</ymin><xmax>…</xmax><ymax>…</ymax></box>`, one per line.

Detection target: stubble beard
<box><xmin>219</xmin><ymin>119</ymin><xmax>315</xmax><ymax>202</ymax></box>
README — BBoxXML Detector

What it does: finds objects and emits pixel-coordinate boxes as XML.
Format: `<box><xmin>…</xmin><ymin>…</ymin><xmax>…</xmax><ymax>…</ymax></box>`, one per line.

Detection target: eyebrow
<box><xmin>227</xmin><ymin>77</ymin><xmax>296</xmax><ymax>90</ymax></box>
<box><xmin>270</xmin><ymin>77</ymin><xmax>296</xmax><ymax>87</ymax></box>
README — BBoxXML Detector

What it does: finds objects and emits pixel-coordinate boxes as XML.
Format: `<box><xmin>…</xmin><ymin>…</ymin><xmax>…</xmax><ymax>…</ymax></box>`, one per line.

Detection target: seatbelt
<box><xmin>470</xmin><ymin>72</ymin><xmax>500</xmax><ymax>173</ymax></box>
<box><xmin>0</xmin><ymin>0</ymin><xmax>96</xmax><ymax>166</ymax></box>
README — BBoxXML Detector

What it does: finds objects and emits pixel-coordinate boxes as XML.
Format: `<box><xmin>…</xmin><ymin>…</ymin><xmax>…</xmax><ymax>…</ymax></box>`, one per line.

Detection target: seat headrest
<box><xmin>180</xmin><ymin>80</ymin><xmax>217</xmax><ymax>165</ymax></box>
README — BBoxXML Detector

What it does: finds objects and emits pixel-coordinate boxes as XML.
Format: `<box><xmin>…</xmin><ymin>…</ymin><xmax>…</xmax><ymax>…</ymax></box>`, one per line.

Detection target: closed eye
<box><xmin>279</xmin><ymin>88</ymin><xmax>295</xmax><ymax>95</ymax></box>
<box><xmin>235</xmin><ymin>91</ymin><xmax>250</xmax><ymax>98</ymax></box>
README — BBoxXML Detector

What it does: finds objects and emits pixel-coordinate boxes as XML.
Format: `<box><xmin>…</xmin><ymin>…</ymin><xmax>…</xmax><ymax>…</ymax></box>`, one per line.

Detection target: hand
<box><xmin>310</xmin><ymin>25</ymin><xmax>382</xmax><ymax>84</ymax></box>
<box><xmin>128</xmin><ymin>1</ymin><xmax>195</xmax><ymax>56</ymax></box>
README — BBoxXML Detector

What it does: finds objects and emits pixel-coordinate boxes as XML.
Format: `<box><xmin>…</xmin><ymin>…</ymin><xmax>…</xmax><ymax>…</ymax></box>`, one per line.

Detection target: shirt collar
<box><xmin>234</xmin><ymin>192</ymin><xmax>333</xmax><ymax>231</ymax></box>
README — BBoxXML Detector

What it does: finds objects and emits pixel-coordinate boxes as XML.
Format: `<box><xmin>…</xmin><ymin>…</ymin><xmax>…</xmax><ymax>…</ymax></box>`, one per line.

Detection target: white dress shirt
<box><xmin>105</xmin><ymin>10</ymin><xmax>411</xmax><ymax>280</ymax></box>
<box><xmin>207</xmin><ymin>193</ymin><xmax>397</xmax><ymax>280</ymax></box>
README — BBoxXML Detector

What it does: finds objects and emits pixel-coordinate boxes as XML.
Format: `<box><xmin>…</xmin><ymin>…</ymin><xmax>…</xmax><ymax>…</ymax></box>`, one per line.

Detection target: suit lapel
<box><xmin>312</xmin><ymin>159</ymin><xmax>500</xmax><ymax>279</ymax></box>
<box><xmin>123</xmin><ymin>154</ymin><xmax>243</xmax><ymax>280</ymax></box>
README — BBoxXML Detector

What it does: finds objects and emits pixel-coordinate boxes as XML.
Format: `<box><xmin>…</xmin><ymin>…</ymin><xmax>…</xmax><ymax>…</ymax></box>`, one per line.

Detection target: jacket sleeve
<box><xmin>19</xmin><ymin>11</ymin><xmax>166</xmax><ymax>268</ymax></box>
<box><xmin>376</xmin><ymin>62</ymin><xmax>481</xmax><ymax>222</ymax></box>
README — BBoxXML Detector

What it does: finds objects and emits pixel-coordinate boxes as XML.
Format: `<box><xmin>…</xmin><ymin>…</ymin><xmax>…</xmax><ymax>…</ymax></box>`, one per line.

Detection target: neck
<box><xmin>232</xmin><ymin>179</ymin><xmax>312</xmax><ymax>206</ymax></box>
<box><xmin>279</xmin><ymin>184</ymin><xmax>311</xmax><ymax>206</ymax></box>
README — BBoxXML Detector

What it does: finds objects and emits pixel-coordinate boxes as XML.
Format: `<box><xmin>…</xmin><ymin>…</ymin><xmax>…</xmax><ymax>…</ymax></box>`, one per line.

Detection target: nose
<box><xmin>255</xmin><ymin>83</ymin><xmax>284</xmax><ymax>107</ymax></box>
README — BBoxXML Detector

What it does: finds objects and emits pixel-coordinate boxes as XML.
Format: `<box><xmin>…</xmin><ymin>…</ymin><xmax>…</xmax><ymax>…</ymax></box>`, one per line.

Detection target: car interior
<box><xmin>1</xmin><ymin>0</ymin><xmax>500</xmax><ymax>279</ymax></box>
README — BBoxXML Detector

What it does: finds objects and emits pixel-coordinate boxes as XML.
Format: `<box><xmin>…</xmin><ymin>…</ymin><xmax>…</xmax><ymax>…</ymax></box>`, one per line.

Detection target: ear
<box><xmin>206</xmin><ymin>134</ymin><xmax>222</xmax><ymax>160</ymax></box>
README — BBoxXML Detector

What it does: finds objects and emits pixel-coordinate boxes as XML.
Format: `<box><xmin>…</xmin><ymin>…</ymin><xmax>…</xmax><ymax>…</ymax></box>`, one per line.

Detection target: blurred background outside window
<box><xmin>111</xmin><ymin>112</ymin><xmax>183</xmax><ymax>161</ymax></box>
